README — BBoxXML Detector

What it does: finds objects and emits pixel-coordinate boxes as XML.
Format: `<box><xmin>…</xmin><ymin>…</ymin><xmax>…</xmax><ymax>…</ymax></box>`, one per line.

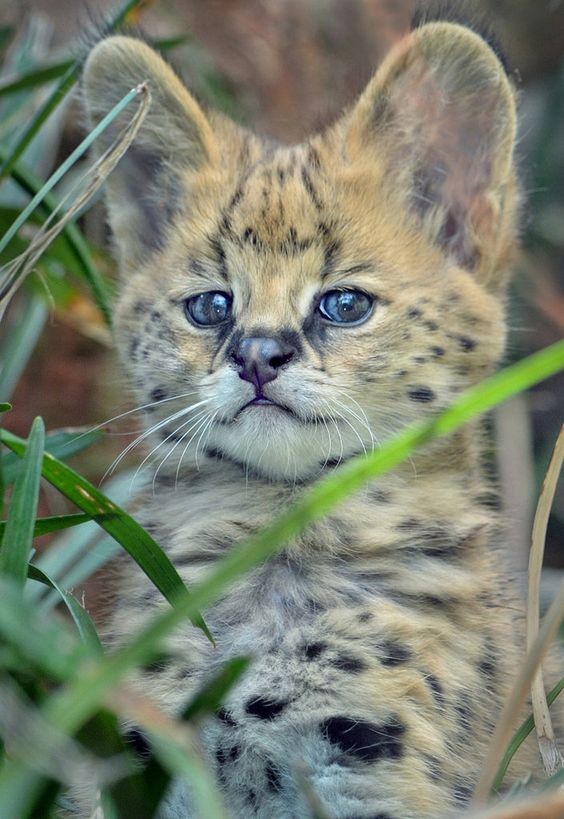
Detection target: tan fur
<box><xmin>81</xmin><ymin>20</ymin><xmax>546</xmax><ymax>819</ymax></box>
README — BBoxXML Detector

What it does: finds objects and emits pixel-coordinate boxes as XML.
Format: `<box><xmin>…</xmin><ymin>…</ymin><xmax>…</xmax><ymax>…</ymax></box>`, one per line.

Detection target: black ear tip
<box><xmin>412</xmin><ymin>0</ymin><xmax>510</xmax><ymax>74</ymax></box>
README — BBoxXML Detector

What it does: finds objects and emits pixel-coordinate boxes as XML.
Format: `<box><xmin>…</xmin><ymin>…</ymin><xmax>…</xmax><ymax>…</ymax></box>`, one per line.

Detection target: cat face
<box><xmin>84</xmin><ymin>23</ymin><xmax>518</xmax><ymax>480</ymax></box>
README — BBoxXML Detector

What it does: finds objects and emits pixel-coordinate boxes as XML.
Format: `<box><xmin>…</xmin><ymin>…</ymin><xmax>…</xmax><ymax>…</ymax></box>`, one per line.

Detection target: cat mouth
<box><xmin>236</xmin><ymin>395</ymin><xmax>297</xmax><ymax>419</ymax></box>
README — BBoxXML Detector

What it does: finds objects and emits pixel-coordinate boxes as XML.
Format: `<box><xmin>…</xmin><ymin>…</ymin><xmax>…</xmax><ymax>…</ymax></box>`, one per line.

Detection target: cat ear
<box><xmin>345</xmin><ymin>22</ymin><xmax>518</xmax><ymax>287</ymax></box>
<box><xmin>83</xmin><ymin>36</ymin><xmax>219</xmax><ymax>269</ymax></box>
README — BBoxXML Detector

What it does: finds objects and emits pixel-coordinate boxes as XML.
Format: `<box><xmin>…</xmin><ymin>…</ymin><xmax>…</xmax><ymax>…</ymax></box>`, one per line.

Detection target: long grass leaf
<box><xmin>1</xmin><ymin>427</ymin><xmax>103</xmax><ymax>485</ymax></box>
<box><xmin>0</xmin><ymin>36</ymin><xmax>188</xmax><ymax>99</ymax></box>
<box><xmin>0</xmin><ymin>429</ymin><xmax>212</xmax><ymax>642</ymax></box>
<box><xmin>0</xmin><ymin>60</ymin><xmax>73</xmax><ymax>98</ymax></box>
<box><xmin>0</xmin><ymin>417</ymin><xmax>44</xmax><ymax>587</ymax></box>
<box><xmin>492</xmin><ymin>677</ymin><xmax>564</xmax><ymax>793</ymax></box>
<box><xmin>0</xmin><ymin>577</ymin><xmax>85</xmax><ymax>680</ymax></box>
<box><xmin>472</xmin><ymin>583</ymin><xmax>564</xmax><ymax>804</ymax></box>
<box><xmin>1</xmin><ymin>151</ymin><xmax>113</xmax><ymax>325</ymax></box>
<box><xmin>0</xmin><ymin>512</ymin><xmax>92</xmax><ymax>540</ymax></box>
<box><xmin>0</xmin><ymin>294</ymin><xmax>47</xmax><ymax>400</ymax></box>
<box><xmin>0</xmin><ymin>84</ymin><xmax>142</xmax><ymax>260</ymax></box>
<box><xmin>27</xmin><ymin>565</ymin><xmax>102</xmax><ymax>654</ymax></box>
<box><xmin>0</xmin><ymin>0</ymin><xmax>146</xmax><ymax>181</ymax></box>
<box><xmin>0</xmin><ymin>81</ymin><xmax>151</xmax><ymax>321</ymax></box>
<box><xmin>526</xmin><ymin>425</ymin><xmax>564</xmax><ymax>775</ymax></box>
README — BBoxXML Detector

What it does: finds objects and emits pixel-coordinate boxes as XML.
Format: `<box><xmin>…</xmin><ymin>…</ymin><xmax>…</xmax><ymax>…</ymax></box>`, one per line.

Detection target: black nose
<box><xmin>231</xmin><ymin>336</ymin><xmax>296</xmax><ymax>391</ymax></box>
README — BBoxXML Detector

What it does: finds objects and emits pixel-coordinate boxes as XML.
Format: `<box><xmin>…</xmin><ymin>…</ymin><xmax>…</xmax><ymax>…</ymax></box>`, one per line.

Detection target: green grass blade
<box><xmin>0</xmin><ymin>0</ymin><xmax>146</xmax><ymax>181</ymax></box>
<box><xmin>0</xmin><ymin>417</ymin><xmax>44</xmax><ymax>587</ymax></box>
<box><xmin>0</xmin><ymin>577</ymin><xmax>86</xmax><ymax>680</ymax></box>
<box><xmin>0</xmin><ymin>429</ymin><xmax>212</xmax><ymax>642</ymax></box>
<box><xmin>1</xmin><ymin>427</ymin><xmax>103</xmax><ymax>485</ymax></box>
<box><xmin>491</xmin><ymin>677</ymin><xmax>564</xmax><ymax>793</ymax></box>
<box><xmin>0</xmin><ymin>36</ymin><xmax>187</xmax><ymax>100</ymax></box>
<box><xmin>27</xmin><ymin>565</ymin><xmax>102</xmax><ymax>654</ymax></box>
<box><xmin>0</xmin><ymin>403</ymin><xmax>11</xmax><ymax>413</ymax></box>
<box><xmin>0</xmin><ymin>512</ymin><xmax>91</xmax><ymax>540</ymax></box>
<box><xmin>1</xmin><ymin>152</ymin><xmax>113</xmax><ymax>325</ymax></box>
<box><xmin>0</xmin><ymin>293</ymin><xmax>47</xmax><ymax>400</ymax></box>
<box><xmin>0</xmin><ymin>84</ymin><xmax>142</xmax><ymax>260</ymax></box>
<box><xmin>0</xmin><ymin>60</ymin><xmax>73</xmax><ymax>98</ymax></box>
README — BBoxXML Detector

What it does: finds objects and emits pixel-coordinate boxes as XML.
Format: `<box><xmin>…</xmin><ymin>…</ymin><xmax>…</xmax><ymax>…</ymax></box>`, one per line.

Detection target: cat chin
<box><xmin>207</xmin><ymin>410</ymin><xmax>358</xmax><ymax>482</ymax></box>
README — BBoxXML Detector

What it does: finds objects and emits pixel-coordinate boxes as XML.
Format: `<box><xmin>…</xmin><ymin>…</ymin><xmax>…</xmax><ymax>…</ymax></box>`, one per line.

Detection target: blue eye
<box><xmin>184</xmin><ymin>291</ymin><xmax>232</xmax><ymax>326</ymax></box>
<box><xmin>318</xmin><ymin>290</ymin><xmax>374</xmax><ymax>325</ymax></box>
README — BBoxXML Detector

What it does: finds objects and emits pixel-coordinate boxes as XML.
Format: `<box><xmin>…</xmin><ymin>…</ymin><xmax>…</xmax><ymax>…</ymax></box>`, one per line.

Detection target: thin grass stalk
<box><xmin>0</xmin><ymin>154</ymin><xmax>113</xmax><ymax>325</ymax></box>
<box><xmin>0</xmin><ymin>83</ymin><xmax>146</xmax><ymax>275</ymax></box>
<box><xmin>0</xmin><ymin>83</ymin><xmax>151</xmax><ymax>320</ymax></box>
<box><xmin>492</xmin><ymin>677</ymin><xmax>564</xmax><ymax>793</ymax></box>
<box><xmin>526</xmin><ymin>424</ymin><xmax>564</xmax><ymax>776</ymax></box>
<box><xmin>0</xmin><ymin>0</ymin><xmax>146</xmax><ymax>181</ymax></box>
<box><xmin>472</xmin><ymin>582</ymin><xmax>564</xmax><ymax>804</ymax></box>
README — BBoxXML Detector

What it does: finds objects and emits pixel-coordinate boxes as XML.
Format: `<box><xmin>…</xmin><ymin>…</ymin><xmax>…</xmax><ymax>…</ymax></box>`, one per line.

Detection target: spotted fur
<box><xmin>81</xmin><ymin>16</ymin><xmax>545</xmax><ymax>819</ymax></box>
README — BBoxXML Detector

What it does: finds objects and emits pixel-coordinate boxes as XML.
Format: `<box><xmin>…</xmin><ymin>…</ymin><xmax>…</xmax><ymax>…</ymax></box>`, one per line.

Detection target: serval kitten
<box><xmin>82</xmin><ymin>14</ymin><xmax>538</xmax><ymax>819</ymax></box>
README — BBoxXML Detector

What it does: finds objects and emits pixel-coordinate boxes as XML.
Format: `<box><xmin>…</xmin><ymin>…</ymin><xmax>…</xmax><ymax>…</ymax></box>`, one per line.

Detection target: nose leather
<box><xmin>232</xmin><ymin>336</ymin><xmax>296</xmax><ymax>391</ymax></box>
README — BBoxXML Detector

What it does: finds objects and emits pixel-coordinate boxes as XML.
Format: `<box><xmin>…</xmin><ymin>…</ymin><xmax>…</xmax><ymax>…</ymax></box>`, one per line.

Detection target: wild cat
<box><xmin>81</xmin><ymin>9</ymin><xmax>535</xmax><ymax>818</ymax></box>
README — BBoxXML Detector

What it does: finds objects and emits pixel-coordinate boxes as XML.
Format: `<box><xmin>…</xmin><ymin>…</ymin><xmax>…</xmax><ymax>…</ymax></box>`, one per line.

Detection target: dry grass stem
<box><xmin>0</xmin><ymin>82</ymin><xmax>151</xmax><ymax>321</ymax></box>
<box><xmin>527</xmin><ymin>425</ymin><xmax>564</xmax><ymax>777</ymax></box>
<box><xmin>472</xmin><ymin>582</ymin><xmax>564</xmax><ymax>804</ymax></box>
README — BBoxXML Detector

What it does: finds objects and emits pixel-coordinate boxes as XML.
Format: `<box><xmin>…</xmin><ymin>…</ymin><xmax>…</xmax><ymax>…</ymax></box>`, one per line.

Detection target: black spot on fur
<box><xmin>346</xmin><ymin>815</ymin><xmax>396</xmax><ymax>819</ymax></box>
<box><xmin>380</xmin><ymin>641</ymin><xmax>412</xmax><ymax>667</ymax></box>
<box><xmin>216</xmin><ymin>707</ymin><xmax>237</xmax><ymax>727</ymax></box>
<box><xmin>425</xmin><ymin>673</ymin><xmax>446</xmax><ymax>707</ymax></box>
<box><xmin>407</xmin><ymin>307</ymin><xmax>422</xmax><ymax>319</ymax></box>
<box><xmin>265</xmin><ymin>761</ymin><xmax>282</xmax><ymax>792</ymax></box>
<box><xmin>245</xmin><ymin>697</ymin><xmax>288</xmax><ymax>720</ymax></box>
<box><xmin>458</xmin><ymin>335</ymin><xmax>476</xmax><ymax>352</ymax></box>
<box><xmin>475</xmin><ymin>491</ymin><xmax>500</xmax><ymax>510</ymax></box>
<box><xmin>208</xmin><ymin>234</ymin><xmax>228</xmax><ymax>280</ymax></box>
<box><xmin>301</xmin><ymin>165</ymin><xmax>322</xmax><ymax>211</ymax></box>
<box><xmin>129</xmin><ymin>336</ymin><xmax>140</xmax><ymax>360</ymax></box>
<box><xmin>330</xmin><ymin>655</ymin><xmax>367</xmax><ymax>673</ymax></box>
<box><xmin>304</xmin><ymin>641</ymin><xmax>327</xmax><ymax>660</ymax></box>
<box><xmin>321</xmin><ymin>716</ymin><xmax>405</xmax><ymax>762</ymax></box>
<box><xmin>141</xmin><ymin>654</ymin><xmax>171</xmax><ymax>674</ymax></box>
<box><xmin>357</xmin><ymin>611</ymin><xmax>373</xmax><ymax>623</ymax></box>
<box><xmin>124</xmin><ymin>728</ymin><xmax>151</xmax><ymax>758</ymax></box>
<box><xmin>217</xmin><ymin>744</ymin><xmax>240</xmax><ymax>765</ymax></box>
<box><xmin>478</xmin><ymin>656</ymin><xmax>497</xmax><ymax>680</ymax></box>
<box><xmin>133</xmin><ymin>299</ymin><xmax>151</xmax><ymax>315</ymax></box>
<box><xmin>397</xmin><ymin>517</ymin><xmax>420</xmax><ymax>531</ymax></box>
<box><xmin>243</xmin><ymin>226</ymin><xmax>259</xmax><ymax>246</ymax></box>
<box><xmin>455</xmin><ymin>700</ymin><xmax>473</xmax><ymax>729</ymax></box>
<box><xmin>430</xmin><ymin>346</ymin><xmax>445</xmax><ymax>357</ymax></box>
<box><xmin>452</xmin><ymin>780</ymin><xmax>474</xmax><ymax>805</ymax></box>
<box><xmin>150</xmin><ymin>387</ymin><xmax>168</xmax><ymax>402</ymax></box>
<box><xmin>407</xmin><ymin>386</ymin><xmax>436</xmax><ymax>403</ymax></box>
<box><xmin>423</xmin><ymin>320</ymin><xmax>439</xmax><ymax>331</ymax></box>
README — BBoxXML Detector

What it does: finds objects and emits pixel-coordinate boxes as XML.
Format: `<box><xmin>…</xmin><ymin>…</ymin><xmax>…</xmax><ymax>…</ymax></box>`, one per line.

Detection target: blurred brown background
<box><xmin>0</xmin><ymin>0</ymin><xmax>562</xmax><ymax>577</ymax></box>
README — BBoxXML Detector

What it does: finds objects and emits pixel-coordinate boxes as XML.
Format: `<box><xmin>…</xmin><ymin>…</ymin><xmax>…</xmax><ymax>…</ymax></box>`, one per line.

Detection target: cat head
<box><xmin>83</xmin><ymin>21</ymin><xmax>518</xmax><ymax>481</ymax></box>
